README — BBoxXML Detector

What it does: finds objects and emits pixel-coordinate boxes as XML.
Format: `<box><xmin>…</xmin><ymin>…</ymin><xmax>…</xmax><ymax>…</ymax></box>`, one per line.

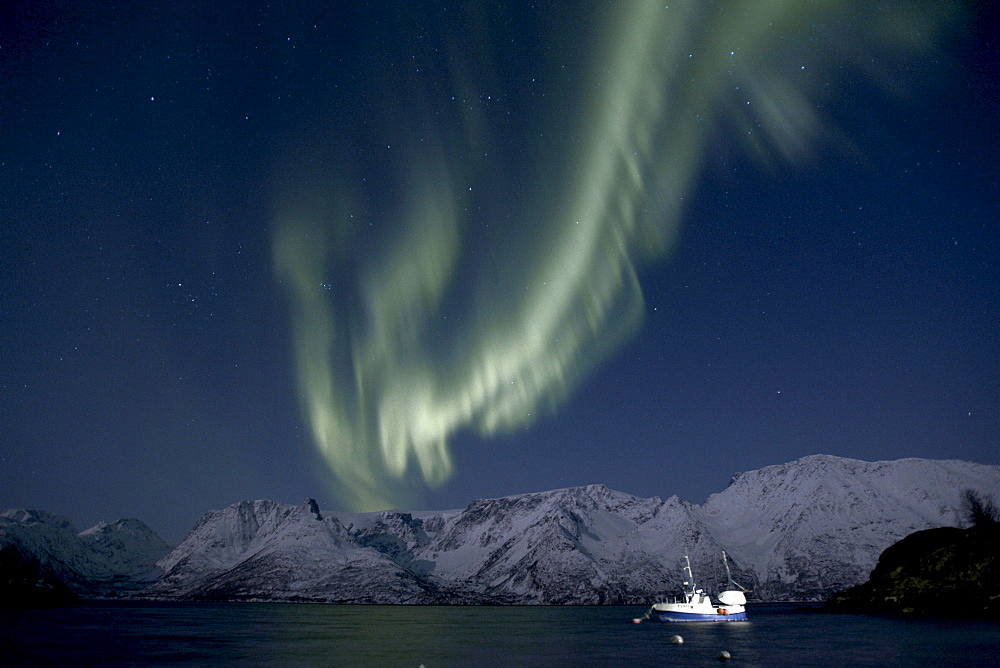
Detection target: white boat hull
<box><xmin>650</xmin><ymin>604</ymin><xmax>747</xmax><ymax>623</ymax></box>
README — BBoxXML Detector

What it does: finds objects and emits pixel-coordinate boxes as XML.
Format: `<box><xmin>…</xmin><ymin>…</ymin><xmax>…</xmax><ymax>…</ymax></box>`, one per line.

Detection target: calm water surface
<box><xmin>3</xmin><ymin>602</ymin><xmax>998</xmax><ymax>666</ymax></box>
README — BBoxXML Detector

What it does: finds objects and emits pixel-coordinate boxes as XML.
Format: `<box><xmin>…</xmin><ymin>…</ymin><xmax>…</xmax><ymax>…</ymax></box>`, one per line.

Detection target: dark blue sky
<box><xmin>3</xmin><ymin>1</ymin><xmax>997</xmax><ymax>544</ymax></box>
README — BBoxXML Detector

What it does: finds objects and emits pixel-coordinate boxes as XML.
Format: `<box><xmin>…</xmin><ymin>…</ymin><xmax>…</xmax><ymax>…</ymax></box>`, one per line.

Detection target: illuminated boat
<box><xmin>635</xmin><ymin>552</ymin><xmax>748</xmax><ymax>623</ymax></box>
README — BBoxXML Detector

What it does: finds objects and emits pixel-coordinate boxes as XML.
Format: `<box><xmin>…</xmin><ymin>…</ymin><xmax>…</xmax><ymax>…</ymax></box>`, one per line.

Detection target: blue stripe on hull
<box><xmin>652</xmin><ymin>611</ymin><xmax>748</xmax><ymax>623</ymax></box>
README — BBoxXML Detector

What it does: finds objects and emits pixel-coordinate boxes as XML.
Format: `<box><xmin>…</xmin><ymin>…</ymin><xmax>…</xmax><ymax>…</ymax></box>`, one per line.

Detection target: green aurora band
<box><xmin>272</xmin><ymin>1</ymin><xmax>957</xmax><ymax>511</ymax></box>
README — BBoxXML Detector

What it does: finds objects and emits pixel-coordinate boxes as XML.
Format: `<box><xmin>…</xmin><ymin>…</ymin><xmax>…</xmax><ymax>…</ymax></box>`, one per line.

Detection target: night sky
<box><xmin>3</xmin><ymin>1</ymin><xmax>997</xmax><ymax>544</ymax></box>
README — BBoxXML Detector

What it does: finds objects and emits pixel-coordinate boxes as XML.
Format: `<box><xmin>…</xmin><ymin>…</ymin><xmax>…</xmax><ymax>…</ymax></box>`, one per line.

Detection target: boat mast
<box><xmin>682</xmin><ymin>555</ymin><xmax>695</xmax><ymax>594</ymax></box>
<box><xmin>722</xmin><ymin>550</ymin><xmax>748</xmax><ymax>592</ymax></box>
<box><xmin>722</xmin><ymin>550</ymin><xmax>734</xmax><ymax>588</ymax></box>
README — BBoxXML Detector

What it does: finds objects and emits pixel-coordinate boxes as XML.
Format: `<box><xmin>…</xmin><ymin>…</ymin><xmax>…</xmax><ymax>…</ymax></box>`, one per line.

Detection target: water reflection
<box><xmin>2</xmin><ymin>602</ymin><xmax>998</xmax><ymax>666</ymax></box>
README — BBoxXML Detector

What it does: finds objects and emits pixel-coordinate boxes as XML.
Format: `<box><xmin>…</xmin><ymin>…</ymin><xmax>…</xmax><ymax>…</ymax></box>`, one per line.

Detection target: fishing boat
<box><xmin>634</xmin><ymin>552</ymin><xmax>748</xmax><ymax>623</ymax></box>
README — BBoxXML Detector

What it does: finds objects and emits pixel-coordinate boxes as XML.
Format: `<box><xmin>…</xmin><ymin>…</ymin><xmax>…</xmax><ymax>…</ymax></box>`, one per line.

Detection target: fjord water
<box><xmin>3</xmin><ymin>603</ymin><xmax>998</xmax><ymax>666</ymax></box>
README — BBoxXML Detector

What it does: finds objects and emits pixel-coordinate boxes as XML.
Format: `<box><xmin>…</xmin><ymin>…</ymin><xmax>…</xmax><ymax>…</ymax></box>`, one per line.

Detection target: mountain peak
<box><xmin>1</xmin><ymin>509</ymin><xmax>77</xmax><ymax>533</ymax></box>
<box><xmin>306</xmin><ymin>498</ymin><xmax>322</xmax><ymax>519</ymax></box>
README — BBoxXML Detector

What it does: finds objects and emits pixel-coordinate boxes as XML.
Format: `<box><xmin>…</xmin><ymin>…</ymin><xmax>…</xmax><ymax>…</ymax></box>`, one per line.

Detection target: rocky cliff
<box><xmin>823</xmin><ymin>521</ymin><xmax>1000</xmax><ymax>616</ymax></box>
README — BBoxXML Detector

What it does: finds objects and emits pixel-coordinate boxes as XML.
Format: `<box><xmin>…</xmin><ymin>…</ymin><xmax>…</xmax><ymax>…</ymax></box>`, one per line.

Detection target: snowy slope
<box><xmin>0</xmin><ymin>509</ymin><xmax>171</xmax><ymax>595</ymax></box>
<box><xmin>146</xmin><ymin>499</ymin><xmax>444</xmax><ymax>602</ymax></box>
<box><xmin>406</xmin><ymin>485</ymin><xmax>687</xmax><ymax>603</ymax></box>
<box><xmin>693</xmin><ymin>455</ymin><xmax>1000</xmax><ymax>599</ymax></box>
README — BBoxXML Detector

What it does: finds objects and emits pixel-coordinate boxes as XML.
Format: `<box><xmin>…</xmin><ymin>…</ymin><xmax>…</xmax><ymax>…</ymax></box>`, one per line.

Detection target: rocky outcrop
<box><xmin>822</xmin><ymin>522</ymin><xmax>1000</xmax><ymax>617</ymax></box>
<box><xmin>0</xmin><ymin>545</ymin><xmax>80</xmax><ymax>609</ymax></box>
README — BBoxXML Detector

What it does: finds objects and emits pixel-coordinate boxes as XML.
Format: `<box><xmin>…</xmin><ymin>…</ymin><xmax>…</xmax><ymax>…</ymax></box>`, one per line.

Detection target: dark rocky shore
<box><xmin>0</xmin><ymin>546</ymin><xmax>80</xmax><ymax>610</ymax></box>
<box><xmin>823</xmin><ymin>522</ymin><xmax>999</xmax><ymax>617</ymax></box>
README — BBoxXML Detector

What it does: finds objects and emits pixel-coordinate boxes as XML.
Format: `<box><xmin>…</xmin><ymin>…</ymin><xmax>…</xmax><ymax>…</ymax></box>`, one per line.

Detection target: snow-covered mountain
<box><xmin>146</xmin><ymin>499</ymin><xmax>440</xmax><ymax>602</ymax></box>
<box><xmin>0</xmin><ymin>509</ymin><xmax>171</xmax><ymax>597</ymax></box>
<box><xmin>693</xmin><ymin>455</ymin><xmax>999</xmax><ymax>599</ymax></box>
<box><xmin>146</xmin><ymin>455</ymin><xmax>999</xmax><ymax>603</ymax></box>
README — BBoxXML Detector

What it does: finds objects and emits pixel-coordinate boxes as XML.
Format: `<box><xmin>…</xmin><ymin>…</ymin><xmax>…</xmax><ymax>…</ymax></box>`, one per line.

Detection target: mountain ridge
<box><xmin>3</xmin><ymin>455</ymin><xmax>997</xmax><ymax>605</ymax></box>
<box><xmin>143</xmin><ymin>455</ymin><xmax>1000</xmax><ymax>604</ymax></box>
<box><xmin>0</xmin><ymin>508</ymin><xmax>171</xmax><ymax>603</ymax></box>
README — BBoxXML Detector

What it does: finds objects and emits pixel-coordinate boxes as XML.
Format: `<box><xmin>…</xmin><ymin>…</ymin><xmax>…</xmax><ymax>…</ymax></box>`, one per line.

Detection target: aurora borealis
<box><xmin>270</xmin><ymin>2</ymin><xmax>966</xmax><ymax>512</ymax></box>
<box><xmin>3</xmin><ymin>1</ymin><xmax>997</xmax><ymax>542</ymax></box>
